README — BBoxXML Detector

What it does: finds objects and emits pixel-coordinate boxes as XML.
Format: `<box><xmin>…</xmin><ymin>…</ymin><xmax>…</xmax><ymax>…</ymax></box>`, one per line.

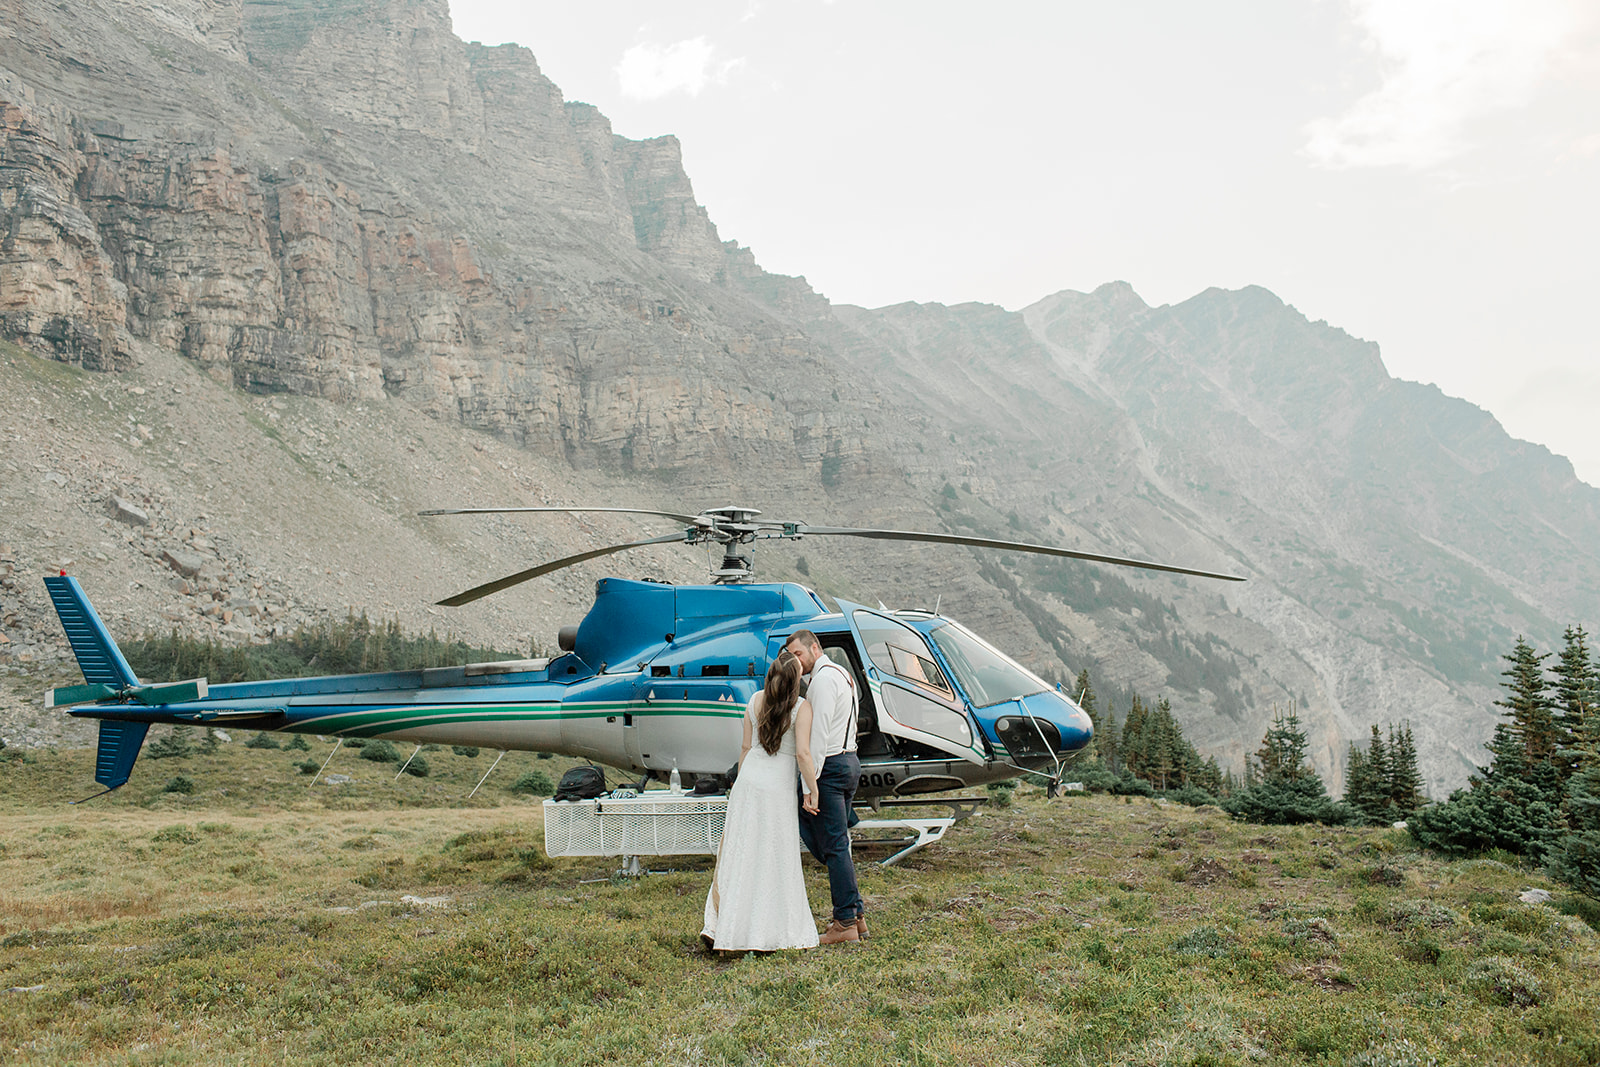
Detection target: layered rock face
<box><xmin>2</xmin><ymin>0</ymin><xmax>1597</xmax><ymax>795</ymax></box>
<box><xmin>0</xmin><ymin>0</ymin><xmax>861</xmax><ymax>474</ymax></box>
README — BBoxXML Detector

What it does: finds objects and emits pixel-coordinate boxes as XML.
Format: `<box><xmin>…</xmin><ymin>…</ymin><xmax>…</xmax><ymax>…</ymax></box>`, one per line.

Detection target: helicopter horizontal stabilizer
<box><xmin>46</xmin><ymin>677</ymin><xmax>210</xmax><ymax>710</ymax></box>
<box><xmin>45</xmin><ymin>682</ymin><xmax>121</xmax><ymax>708</ymax></box>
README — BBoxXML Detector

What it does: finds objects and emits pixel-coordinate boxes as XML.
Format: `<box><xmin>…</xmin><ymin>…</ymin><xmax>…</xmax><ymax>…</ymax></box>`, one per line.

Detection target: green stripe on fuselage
<box><xmin>292</xmin><ymin>700</ymin><xmax>745</xmax><ymax>738</ymax></box>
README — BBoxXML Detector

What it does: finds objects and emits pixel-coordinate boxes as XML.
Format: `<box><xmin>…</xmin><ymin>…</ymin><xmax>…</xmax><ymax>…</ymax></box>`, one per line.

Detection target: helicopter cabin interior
<box><xmin>776</xmin><ymin>609</ymin><xmax>985</xmax><ymax>767</ymax></box>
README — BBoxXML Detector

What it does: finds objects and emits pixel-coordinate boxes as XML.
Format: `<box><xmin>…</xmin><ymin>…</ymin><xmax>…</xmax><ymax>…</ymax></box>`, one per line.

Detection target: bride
<box><xmin>702</xmin><ymin>650</ymin><xmax>821</xmax><ymax>951</ymax></box>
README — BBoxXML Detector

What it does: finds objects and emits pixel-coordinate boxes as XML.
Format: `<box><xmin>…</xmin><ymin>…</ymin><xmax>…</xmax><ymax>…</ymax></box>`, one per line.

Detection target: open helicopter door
<box><xmin>835</xmin><ymin>599</ymin><xmax>986</xmax><ymax>766</ymax></box>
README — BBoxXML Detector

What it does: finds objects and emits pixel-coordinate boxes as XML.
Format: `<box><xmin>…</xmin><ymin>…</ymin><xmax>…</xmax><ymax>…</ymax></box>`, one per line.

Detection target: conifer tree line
<box><xmin>1342</xmin><ymin>722</ymin><xmax>1427</xmax><ymax>825</ymax></box>
<box><xmin>1064</xmin><ymin>624</ymin><xmax>1600</xmax><ymax>899</ymax></box>
<box><xmin>1407</xmin><ymin>625</ymin><xmax>1600</xmax><ymax>898</ymax></box>
<box><xmin>1070</xmin><ymin>668</ymin><xmax>1230</xmax><ymax>805</ymax></box>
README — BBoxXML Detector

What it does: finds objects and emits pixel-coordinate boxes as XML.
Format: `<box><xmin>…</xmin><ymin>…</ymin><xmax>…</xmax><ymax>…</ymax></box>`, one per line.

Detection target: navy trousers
<box><xmin>799</xmin><ymin>751</ymin><xmax>862</xmax><ymax>923</ymax></box>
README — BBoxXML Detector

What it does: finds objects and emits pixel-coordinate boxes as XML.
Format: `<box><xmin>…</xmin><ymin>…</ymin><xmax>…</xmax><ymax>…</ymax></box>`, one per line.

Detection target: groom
<box><xmin>783</xmin><ymin>630</ymin><xmax>866</xmax><ymax>944</ymax></box>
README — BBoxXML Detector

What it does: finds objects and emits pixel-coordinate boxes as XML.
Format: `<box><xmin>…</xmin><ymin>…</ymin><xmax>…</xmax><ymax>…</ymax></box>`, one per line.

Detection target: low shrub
<box><xmin>1362</xmin><ymin>863</ymin><xmax>1406</xmax><ymax>887</ymax></box>
<box><xmin>1070</xmin><ymin>764</ymin><xmax>1119</xmax><ymax>792</ymax></box>
<box><xmin>1556</xmin><ymin>894</ymin><xmax>1600</xmax><ymax>932</ymax></box>
<box><xmin>1465</xmin><ymin>955</ymin><xmax>1541</xmax><ymax>1007</ymax></box>
<box><xmin>1161</xmin><ymin>783</ymin><xmax>1220</xmax><ymax>807</ymax></box>
<box><xmin>1346</xmin><ymin>1038</ymin><xmax>1437</xmax><ymax>1067</ymax></box>
<box><xmin>1169</xmin><ymin>925</ymin><xmax>1232</xmax><ymax>958</ymax></box>
<box><xmin>147</xmin><ymin>726</ymin><xmax>194</xmax><ymax>759</ymax></box>
<box><xmin>294</xmin><ymin>760</ymin><xmax>320</xmax><ymax>775</ymax></box>
<box><xmin>402</xmin><ymin>755</ymin><xmax>430</xmax><ymax>778</ymax></box>
<box><xmin>359</xmin><ymin>740</ymin><xmax>401</xmax><ymax>763</ymax></box>
<box><xmin>1109</xmin><ymin>771</ymin><xmax>1155</xmax><ymax>797</ymax></box>
<box><xmin>1399</xmin><ymin>934</ymin><xmax>1444</xmax><ymax>965</ymax></box>
<box><xmin>452</xmin><ymin>745</ymin><xmax>480</xmax><ymax>758</ymax></box>
<box><xmin>511</xmin><ymin>770</ymin><xmax>555</xmax><ymax>796</ymax></box>
<box><xmin>244</xmin><ymin>732</ymin><xmax>281</xmax><ymax>750</ymax></box>
<box><xmin>1385</xmin><ymin>900</ymin><xmax>1460</xmax><ymax>930</ymax></box>
<box><xmin>152</xmin><ymin>824</ymin><xmax>197</xmax><ymax>844</ymax></box>
<box><xmin>162</xmin><ymin>775</ymin><xmax>195</xmax><ymax>794</ymax></box>
<box><xmin>285</xmin><ymin>734</ymin><xmax>310</xmax><ymax>751</ymax></box>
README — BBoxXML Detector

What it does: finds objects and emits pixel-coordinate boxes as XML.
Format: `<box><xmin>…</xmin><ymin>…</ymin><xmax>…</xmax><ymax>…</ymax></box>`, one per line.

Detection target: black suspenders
<box><xmin>819</xmin><ymin>660</ymin><xmax>858</xmax><ymax>751</ymax></box>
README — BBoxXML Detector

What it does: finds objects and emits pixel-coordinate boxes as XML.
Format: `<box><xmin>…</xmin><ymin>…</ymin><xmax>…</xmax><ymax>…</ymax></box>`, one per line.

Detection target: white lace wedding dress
<box><xmin>701</xmin><ymin>697</ymin><xmax>819</xmax><ymax>950</ymax></box>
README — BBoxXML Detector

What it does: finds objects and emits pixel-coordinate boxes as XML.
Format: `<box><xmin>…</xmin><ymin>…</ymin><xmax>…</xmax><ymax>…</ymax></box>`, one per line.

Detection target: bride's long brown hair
<box><xmin>758</xmin><ymin>651</ymin><xmax>803</xmax><ymax>755</ymax></box>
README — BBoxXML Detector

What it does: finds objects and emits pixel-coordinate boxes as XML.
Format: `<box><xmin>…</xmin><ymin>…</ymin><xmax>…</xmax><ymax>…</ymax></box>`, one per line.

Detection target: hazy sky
<box><xmin>448</xmin><ymin>0</ymin><xmax>1600</xmax><ymax>487</ymax></box>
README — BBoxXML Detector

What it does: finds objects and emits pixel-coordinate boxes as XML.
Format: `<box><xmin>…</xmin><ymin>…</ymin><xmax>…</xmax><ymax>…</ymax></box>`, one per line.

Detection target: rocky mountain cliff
<box><xmin>3</xmin><ymin>0</ymin><xmax>1597</xmax><ymax>795</ymax></box>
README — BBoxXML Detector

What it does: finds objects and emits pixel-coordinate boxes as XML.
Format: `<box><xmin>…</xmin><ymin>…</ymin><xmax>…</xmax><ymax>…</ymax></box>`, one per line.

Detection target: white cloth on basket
<box><xmin>701</xmin><ymin>695</ymin><xmax>819</xmax><ymax>951</ymax></box>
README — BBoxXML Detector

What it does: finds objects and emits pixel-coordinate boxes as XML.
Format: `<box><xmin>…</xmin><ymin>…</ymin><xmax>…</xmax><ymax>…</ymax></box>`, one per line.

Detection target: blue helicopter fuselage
<box><xmin>52</xmin><ymin>576</ymin><xmax>1094</xmax><ymax>798</ymax></box>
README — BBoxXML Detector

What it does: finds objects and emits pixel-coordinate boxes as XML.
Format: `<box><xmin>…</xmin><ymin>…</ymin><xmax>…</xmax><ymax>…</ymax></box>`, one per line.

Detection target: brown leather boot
<box><xmin>819</xmin><ymin>919</ymin><xmax>861</xmax><ymax>945</ymax></box>
<box><xmin>855</xmin><ymin>914</ymin><xmax>869</xmax><ymax>939</ymax></box>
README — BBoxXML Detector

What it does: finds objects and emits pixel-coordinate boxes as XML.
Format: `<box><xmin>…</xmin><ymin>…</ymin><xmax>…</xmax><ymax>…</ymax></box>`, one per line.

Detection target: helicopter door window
<box><xmin>880</xmin><ymin>686</ymin><xmax>972</xmax><ymax>747</ymax></box>
<box><xmin>852</xmin><ymin>612</ymin><xmax>955</xmax><ymax>700</ymax></box>
<box><xmin>886</xmin><ymin>645</ymin><xmax>952</xmax><ymax>696</ymax></box>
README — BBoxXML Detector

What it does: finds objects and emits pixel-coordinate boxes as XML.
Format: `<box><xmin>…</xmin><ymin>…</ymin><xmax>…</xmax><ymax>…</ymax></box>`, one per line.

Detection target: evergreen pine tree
<box><xmin>1388</xmin><ymin>722</ymin><xmax>1426</xmax><ymax>816</ymax></box>
<box><xmin>1495</xmin><ymin>636</ymin><xmax>1558</xmax><ymax>764</ymax></box>
<box><xmin>1552</xmin><ymin>626</ymin><xmax>1596</xmax><ymax>778</ymax></box>
<box><xmin>1225</xmin><ymin>707</ymin><xmax>1344</xmax><ymax>825</ymax></box>
<box><xmin>1409</xmin><ymin>637</ymin><xmax>1567</xmax><ymax>862</ymax></box>
<box><xmin>1075</xmin><ymin>669</ymin><xmax>1104</xmax><ymax>766</ymax></box>
<box><xmin>1121</xmin><ymin>695</ymin><xmax>1150</xmax><ymax>781</ymax></box>
<box><xmin>1342</xmin><ymin>740</ymin><xmax>1385</xmax><ymax>825</ymax></box>
<box><xmin>1366</xmin><ymin>724</ymin><xmax>1390</xmax><ymax>802</ymax></box>
<box><xmin>1151</xmin><ymin>709</ymin><xmax>1176</xmax><ymax>791</ymax></box>
<box><xmin>1549</xmin><ymin>626</ymin><xmax>1600</xmax><ymax>897</ymax></box>
<box><xmin>1100</xmin><ymin>697</ymin><xmax>1121</xmax><ymax>773</ymax></box>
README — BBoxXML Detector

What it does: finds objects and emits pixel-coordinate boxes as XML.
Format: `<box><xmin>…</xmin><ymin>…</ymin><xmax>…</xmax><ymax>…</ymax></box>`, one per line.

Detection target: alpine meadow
<box><xmin>3</xmin><ymin>1</ymin><xmax>1600</xmax><ymax>1065</ymax></box>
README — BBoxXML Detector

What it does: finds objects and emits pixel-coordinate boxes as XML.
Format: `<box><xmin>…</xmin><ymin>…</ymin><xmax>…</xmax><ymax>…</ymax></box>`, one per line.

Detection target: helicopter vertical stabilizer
<box><xmin>43</xmin><ymin>575</ymin><xmax>139</xmax><ymax>690</ymax></box>
<box><xmin>90</xmin><ymin>720</ymin><xmax>150</xmax><ymax>791</ymax></box>
<box><xmin>43</xmin><ymin>575</ymin><xmax>151</xmax><ymax>791</ymax></box>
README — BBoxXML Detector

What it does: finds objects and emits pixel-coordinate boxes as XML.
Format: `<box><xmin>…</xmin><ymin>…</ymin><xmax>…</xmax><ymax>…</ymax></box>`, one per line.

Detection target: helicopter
<box><xmin>43</xmin><ymin>506</ymin><xmax>1245</xmax><ymax>801</ymax></box>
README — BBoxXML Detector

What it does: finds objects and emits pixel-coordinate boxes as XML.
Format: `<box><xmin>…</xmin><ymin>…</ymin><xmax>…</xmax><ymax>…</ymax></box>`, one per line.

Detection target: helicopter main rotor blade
<box><xmin>420</xmin><ymin>506</ymin><xmax>704</xmax><ymax>524</ymax></box>
<box><xmin>436</xmin><ymin>532</ymin><xmax>690</xmax><ymax>607</ymax></box>
<box><xmin>798</xmin><ymin>526</ymin><xmax>1247</xmax><ymax>583</ymax></box>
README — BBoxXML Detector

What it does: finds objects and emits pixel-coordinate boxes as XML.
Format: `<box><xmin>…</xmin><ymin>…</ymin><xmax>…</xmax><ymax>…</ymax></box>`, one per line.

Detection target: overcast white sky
<box><xmin>448</xmin><ymin>0</ymin><xmax>1600</xmax><ymax>487</ymax></box>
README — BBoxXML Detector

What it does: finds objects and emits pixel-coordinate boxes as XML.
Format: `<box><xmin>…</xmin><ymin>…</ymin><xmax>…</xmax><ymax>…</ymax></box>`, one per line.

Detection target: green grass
<box><xmin>2</xmin><ymin>748</ymin><xmax>1599</xmax><ymax>1065</ymax></box>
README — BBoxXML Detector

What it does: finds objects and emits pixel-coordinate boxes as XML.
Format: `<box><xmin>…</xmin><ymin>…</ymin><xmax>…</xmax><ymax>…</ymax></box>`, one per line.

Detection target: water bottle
<box><xmin>669</xmin><ymin>763</ymin><xmax>682</xmax><ymax>793</ymax></box>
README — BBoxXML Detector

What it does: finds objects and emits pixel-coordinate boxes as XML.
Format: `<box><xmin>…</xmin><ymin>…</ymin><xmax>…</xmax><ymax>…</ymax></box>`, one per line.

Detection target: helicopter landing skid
<box><xmin>849</xmin><ymin>816</ymin><xmax>956</xmax><ymax>866</ymax></box>
<box><xmin>850</xmin><ymin>795</ymin><xmax>989</xmax><ymax>866</ymax></box>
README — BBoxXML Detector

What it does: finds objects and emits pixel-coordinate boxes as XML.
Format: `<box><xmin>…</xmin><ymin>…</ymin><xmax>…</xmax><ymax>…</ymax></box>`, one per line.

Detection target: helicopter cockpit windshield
<box><xmin>925</xmin><ymin>621</ymin><xmax>1051</xmax><ymax>708</ymax></box>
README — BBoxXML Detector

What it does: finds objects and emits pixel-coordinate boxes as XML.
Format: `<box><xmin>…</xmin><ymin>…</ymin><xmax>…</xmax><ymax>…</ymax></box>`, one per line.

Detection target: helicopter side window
<box><xmin>852</xmin><ymin>612</ymin><xmax>954</xmax><ymax>699</ymax></box>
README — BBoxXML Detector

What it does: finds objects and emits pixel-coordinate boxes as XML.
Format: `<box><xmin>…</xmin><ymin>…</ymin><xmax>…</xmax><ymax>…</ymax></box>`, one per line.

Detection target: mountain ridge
<box><xmin>1</xmin><ymin>0</ymin><xmax>1596</xmax><ymax>797</ymax></box>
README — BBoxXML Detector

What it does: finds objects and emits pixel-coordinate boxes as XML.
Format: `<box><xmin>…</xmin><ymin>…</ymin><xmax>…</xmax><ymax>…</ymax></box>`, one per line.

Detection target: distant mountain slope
<box><xmin>828</xmin><ymin>284</ymin><xmax>1600</xmax><ymax>789</ymax></box>
<box><xmin>2</xmin><ymin>0</ymin><xmax>1595</xmax><ymax>795</ymax></box>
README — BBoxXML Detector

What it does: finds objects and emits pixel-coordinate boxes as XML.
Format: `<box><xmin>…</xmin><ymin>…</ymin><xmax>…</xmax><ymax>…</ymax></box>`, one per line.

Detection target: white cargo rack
<box><xmin>544</xmin><ymin>792</ymin><xmax>983</xmax><ymax>869</ymax></box>
<box><xmin>543</xmin><ymin>793</ymin><xmax>727</xmax><ymax>860</ymax></box>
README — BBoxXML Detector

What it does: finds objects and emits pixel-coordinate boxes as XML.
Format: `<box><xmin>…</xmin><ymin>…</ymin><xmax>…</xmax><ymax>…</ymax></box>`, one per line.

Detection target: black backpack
<box><xmin>552</xmin><ymin>765</ymin><xmax>606</xmax><ymax>801</ymax></box>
